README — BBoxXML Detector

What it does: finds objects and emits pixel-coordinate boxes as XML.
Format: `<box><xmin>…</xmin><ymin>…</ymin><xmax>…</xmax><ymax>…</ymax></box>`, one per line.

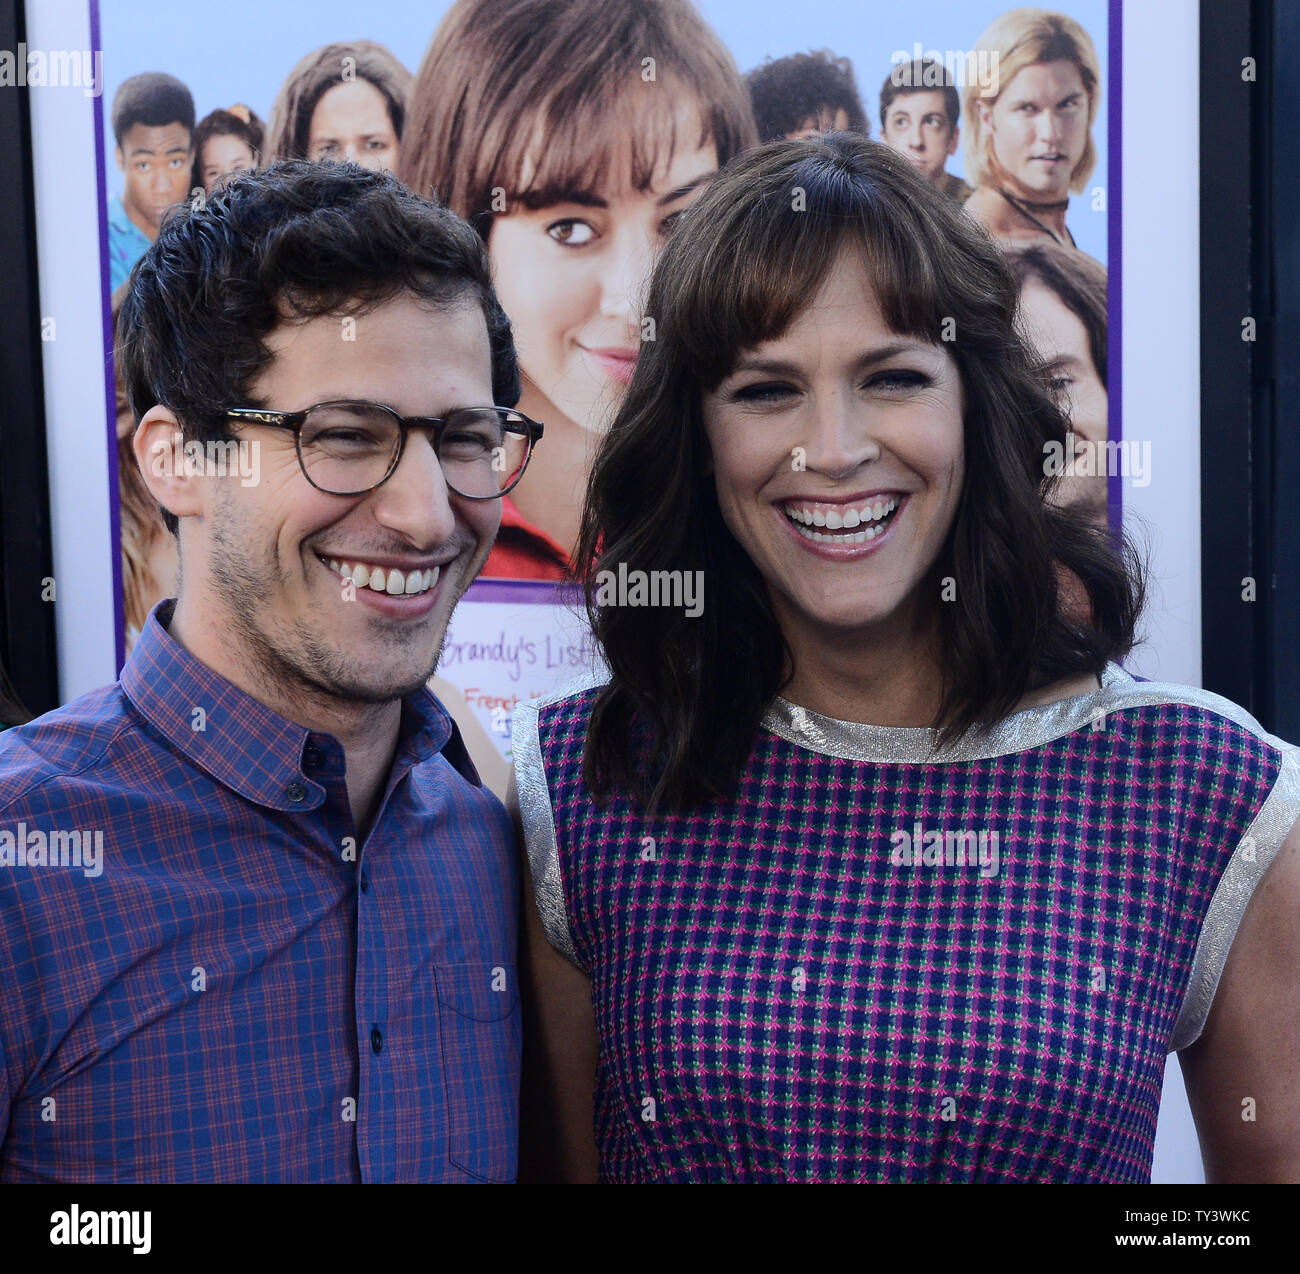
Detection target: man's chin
<box><xmin>321</xmin><ymin>664</ymin><xmax>442</xmax><ymax>706</ymax></box>
<box><xmin>1017</xmin><ymin>171</ymin><xmax>1069</xmax><ymax>199</ymax></box>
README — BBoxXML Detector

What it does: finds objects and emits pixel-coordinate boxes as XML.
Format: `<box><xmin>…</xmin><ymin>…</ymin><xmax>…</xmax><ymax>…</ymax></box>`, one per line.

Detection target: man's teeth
<box><xmin>327</xmin><ymin>559</ymin><xmax>439</xmax><ymax>596</ymax></box>
<box><xmin>784</xmin><ymin>496</ymin><xmax>899</xmax><ymax>543</ymax></box>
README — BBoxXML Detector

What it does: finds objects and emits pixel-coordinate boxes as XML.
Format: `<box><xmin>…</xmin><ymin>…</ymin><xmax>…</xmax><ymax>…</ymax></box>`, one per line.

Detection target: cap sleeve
<box><xmin>1170</xmin><ymin>743</ymin><xmax>1300</xmax><ymax>1051</ymax></box>
<box><xmin>511</xmin><ymin>697</ymin><xmax>582</xmax><ymax>969</ymax></box>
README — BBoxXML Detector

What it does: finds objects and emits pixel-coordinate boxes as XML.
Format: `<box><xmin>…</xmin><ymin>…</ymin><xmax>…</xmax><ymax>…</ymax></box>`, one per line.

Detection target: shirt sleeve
<box><xmin>1170</xmin><ymin>742</ymin><xmax>1300</xmax><ymax>1052</ymax></box>
<box><xmin>510</xmin><ymin>698</ymin><xmax>582</xmax><ymax>970</ymax></box>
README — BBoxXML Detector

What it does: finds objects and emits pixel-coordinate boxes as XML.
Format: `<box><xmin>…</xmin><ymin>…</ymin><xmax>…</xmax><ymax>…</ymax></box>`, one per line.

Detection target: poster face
<box><xmin>96</xmin><ymin>0</ymin><xmax>1113</xmax><ymax>784</ymax></box>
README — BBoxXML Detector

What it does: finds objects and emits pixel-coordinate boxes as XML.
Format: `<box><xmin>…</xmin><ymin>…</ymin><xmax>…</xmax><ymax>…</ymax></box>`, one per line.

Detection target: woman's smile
<box><xmin>775</xmin><ymin>492</ymin><xmax>908</xmax><ymax>559</ymax></box>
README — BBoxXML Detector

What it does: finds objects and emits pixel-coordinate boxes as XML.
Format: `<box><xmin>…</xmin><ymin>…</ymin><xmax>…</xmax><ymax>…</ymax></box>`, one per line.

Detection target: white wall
<box><xmin>1122</xmin><ymin>0</ymin><xmax>1206</xmax><ymax>1184</ymax></box>
<box><xmin>28</xmin><ymin>0</ymin><xmax>118</xmax><ymax>699</ymax></box>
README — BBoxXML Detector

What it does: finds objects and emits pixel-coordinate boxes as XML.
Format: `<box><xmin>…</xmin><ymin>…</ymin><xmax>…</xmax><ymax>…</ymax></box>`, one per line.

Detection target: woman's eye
<box><xmin>732</xmin><ymin>382</ymin><xmax>794</xmax><ymax>403</ymax></box>
<box><xmin>867</xmin><ymin>369</ymin><xmax>930</xmax><ymax>391</ymax></box>
<box><xmin>659</xmin><ymin>210</ymin><xmax>686</xmax><ymax>236</ymax></box>
<box><xmin>547</xmin><ymin>219</ymin><xmax>596</xmax><ymax>246</ymax></box>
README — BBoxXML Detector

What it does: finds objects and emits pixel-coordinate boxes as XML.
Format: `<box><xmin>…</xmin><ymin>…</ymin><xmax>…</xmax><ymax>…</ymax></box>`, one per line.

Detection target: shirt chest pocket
<box><xmin>435</xmin><ymin>961</ymin><xmax>521</xmax><ymax>1182</ymax></box>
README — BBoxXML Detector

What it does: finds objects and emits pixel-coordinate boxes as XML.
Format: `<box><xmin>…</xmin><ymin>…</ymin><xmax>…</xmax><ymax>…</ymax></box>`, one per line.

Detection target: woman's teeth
<box><xmin>326</xmin><ymin>558</ymin><xmax>439</xmax><ymax>596</ymax></box>
<box><xmin>784</xmin><ymin>496</ymin><xmax>899</xmax><ymax>544</ymax></box>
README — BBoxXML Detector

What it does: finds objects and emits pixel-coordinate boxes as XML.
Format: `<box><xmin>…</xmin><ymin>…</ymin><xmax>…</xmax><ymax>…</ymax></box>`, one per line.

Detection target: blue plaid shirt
<box><xmin>0</xmin><ymin>601</ymin><xmax>520</xmax><ymax>1182</ymax></box>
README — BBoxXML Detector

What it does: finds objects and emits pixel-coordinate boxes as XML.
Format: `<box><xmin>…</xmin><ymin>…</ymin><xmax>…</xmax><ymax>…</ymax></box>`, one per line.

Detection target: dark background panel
<box><xmin>1199</xmin><ymin>0</ymin><xmax>1298</xmax><ymax>738</ymax></box>
<box><xmin>1266</xmin><ymin>0</ymin><xmax>1300</xmax><ymax>743</ymax></box>
<box><xmin>0</xmin><ymin>0</ymin><xmax>59</xmax><ymax>721</ymax></box>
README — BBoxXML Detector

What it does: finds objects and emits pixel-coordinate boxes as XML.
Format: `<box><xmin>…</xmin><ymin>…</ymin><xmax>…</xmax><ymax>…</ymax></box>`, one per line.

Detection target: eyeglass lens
<box><xmin>299</xmin><ymin>403</ymin><xmax>530</xmax><ymax>497</ymax></box>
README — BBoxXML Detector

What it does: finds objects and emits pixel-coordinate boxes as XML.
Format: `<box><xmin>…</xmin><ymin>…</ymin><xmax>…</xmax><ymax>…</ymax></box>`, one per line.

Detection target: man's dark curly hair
<box><xmin>115</xmin><ymin>159</ymin><xmax>520</xmax><ymax>535</ymax></box>
<box><xmin>745</xmin><ymin>49</ymin><xmax>868</xmax><ymax>142</ymax></box>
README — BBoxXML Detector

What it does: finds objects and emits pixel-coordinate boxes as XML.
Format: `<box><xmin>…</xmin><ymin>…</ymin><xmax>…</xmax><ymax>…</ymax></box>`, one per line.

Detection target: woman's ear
<box><xmin>133</xmin><ymin>407</ymin><xmax>207</xmax><ymax>527</ymax></box>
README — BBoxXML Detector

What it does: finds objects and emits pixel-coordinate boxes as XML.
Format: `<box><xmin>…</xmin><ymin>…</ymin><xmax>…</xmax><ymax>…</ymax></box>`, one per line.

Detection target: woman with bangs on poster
<box><xmin>510</xmin><ymin>134</ymin><xmax>1300</xmax><ymax>1183</ymax></box>
<box><xmin>400</xmin><ymin>0</ymin><xmax>758</xmax><ymax>579</ymax></box>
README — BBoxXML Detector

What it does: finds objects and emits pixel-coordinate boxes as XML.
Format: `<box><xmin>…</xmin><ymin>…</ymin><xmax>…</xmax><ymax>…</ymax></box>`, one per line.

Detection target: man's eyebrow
<box><xmin>657</xmin><ymin>173</ymin><xmax>713</xmax><ymax>207</ymax></box>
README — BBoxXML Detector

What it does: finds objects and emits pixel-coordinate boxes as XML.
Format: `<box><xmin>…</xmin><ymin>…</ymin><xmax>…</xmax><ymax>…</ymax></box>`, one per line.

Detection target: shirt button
<box><xmin>303</xmin><ymin>745</ymin><xmax>324</xmax><ymax>770</ymax></box>
<box><xmin>371</xmin><ymin>1026</ymin><xmax>383</xmax><ymax>1054</ymax></box>
<box><xmin>359</xmin><ymin>869</ymin><xmax>369</xmax><ymax>893</ymax></box>
<box><xmin>286</xmin><ymin>781</ymin><xmax>307</xmax><ymax>803</ymax></box>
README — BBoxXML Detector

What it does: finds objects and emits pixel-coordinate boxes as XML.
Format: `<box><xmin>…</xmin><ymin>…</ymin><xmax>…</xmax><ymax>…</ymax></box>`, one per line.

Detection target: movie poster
<box><xmin>97</xmin><ymin>0</ymin><xmax>1113</xmax><ymax>795</ymax></box>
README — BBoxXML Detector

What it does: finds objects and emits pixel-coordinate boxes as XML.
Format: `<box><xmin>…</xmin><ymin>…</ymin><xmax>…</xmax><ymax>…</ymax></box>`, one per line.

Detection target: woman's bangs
<box><xmin>508</xmin><ymin>77</ymin><xmax>713</xmax><ymax>210</ymax></box>
<box><xmin>680</xmin><ymin>193</ymin><xmax>947</xmax><ymax>389</ymax></box>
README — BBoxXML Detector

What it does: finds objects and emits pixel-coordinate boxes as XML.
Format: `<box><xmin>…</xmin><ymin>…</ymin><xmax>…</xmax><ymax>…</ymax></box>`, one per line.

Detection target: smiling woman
<box><xmin>577</xmin><ymin>133</ymin><xmax>1135</xmax><ymax>807</ymax></box>
<box><xmin>509</xmin><ymin>134</ymin><xmax>1300</xmax><ymax>1185</ymax></box>
<box><xmin>400</xmin><ymin>0</ymin><xmax>757</xmax><ymax>578</ymax></box>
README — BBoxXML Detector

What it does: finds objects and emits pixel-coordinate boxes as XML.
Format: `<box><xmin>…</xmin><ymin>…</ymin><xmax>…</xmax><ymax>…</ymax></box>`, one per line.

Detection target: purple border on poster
<box><xmin>90</xmin><ymin>0</ymin><xmax>127</xmax><ymax>675</ymax></box>
<box><xmin>1107</xmin><ymin>0</ymin><xmax>1123</xmax><ymax>531</ymax></box>
<box><xmin>463</xmin><ymin>578</ymin><xmax>583</xmax><ymax>608</ymax></box>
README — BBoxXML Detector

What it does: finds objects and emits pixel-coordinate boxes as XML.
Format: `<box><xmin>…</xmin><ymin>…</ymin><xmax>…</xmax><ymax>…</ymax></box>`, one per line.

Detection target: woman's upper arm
<box><xmin>1179</xmin><ymin>814</ymin><xmax>1300</xmax><ymax>1183</ymax></box>
<box><xmin>507</xmin><ymin>770</ymin><xmax>600</xmax><ymax>1183</ymax></box>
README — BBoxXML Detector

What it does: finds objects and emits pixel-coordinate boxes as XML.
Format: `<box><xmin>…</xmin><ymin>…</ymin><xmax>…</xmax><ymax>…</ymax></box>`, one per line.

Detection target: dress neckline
<box><xmin>762</xmin><ymin>662</ymin><xmax>1132</xmax><ymax>763</ymax></box>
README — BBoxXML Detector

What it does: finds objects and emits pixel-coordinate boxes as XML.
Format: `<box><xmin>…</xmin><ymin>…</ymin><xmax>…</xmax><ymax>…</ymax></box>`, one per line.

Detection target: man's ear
<box><xmin>114</xmin><ymin>145</ymin><xmax>125</xmax><ymax>174</ymax></box>
<box><xmin>947</xmin><ymin>124</ymin><xmax>960</xmax><ymax>158</ymax></box>
<box><xmin>133</xmin><ymin>407</ymin><xmax>206</xmax><ymax>527</ymax></box>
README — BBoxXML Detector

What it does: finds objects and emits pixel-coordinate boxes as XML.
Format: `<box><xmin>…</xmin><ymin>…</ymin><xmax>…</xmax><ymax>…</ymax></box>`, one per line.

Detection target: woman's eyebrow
<box><xmin>1042</xmin><ymin>353</ymin><xmax>1087</xmax><ymax>373</ymax></box>
<box><xmin>518</xmin><ymin>188</ymin><xmax>605</xmax><ymax>210</ymax></box>
<box><xmin>657</xmin><ymin>173</ymin><xmax>713</xmax><ymax>207</ymax></box>
<box><xmin>731</xmin><ymin>341</ymin><xmax>936</xmax><ymax>376</ymax></box>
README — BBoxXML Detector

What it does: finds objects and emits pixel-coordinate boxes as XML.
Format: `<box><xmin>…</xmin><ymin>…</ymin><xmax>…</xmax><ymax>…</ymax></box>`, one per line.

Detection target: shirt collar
<box><xmin>109</xmin><ymin>194</ymin><xmax>149</xmax><ymax>240</ymax></box>
<box><xmin>121</xmin><ymin>600</ymin><xmax>481</xmax><ymax>809</ymax></box>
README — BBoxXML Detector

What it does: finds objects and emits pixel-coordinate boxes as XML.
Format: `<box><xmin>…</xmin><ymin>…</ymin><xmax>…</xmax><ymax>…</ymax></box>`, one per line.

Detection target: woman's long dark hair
<box><xmin>576</xmin><ymin>133</ymin><xmax>1143</xmax><ymax>813</ymax></box>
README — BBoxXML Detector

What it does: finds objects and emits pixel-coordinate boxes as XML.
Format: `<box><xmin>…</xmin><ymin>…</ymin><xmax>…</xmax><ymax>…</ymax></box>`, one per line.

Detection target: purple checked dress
<box><xmin>512</xmin><ymin>664</ymin><xmax>1300</xmax><ymax>1183</ymax></box>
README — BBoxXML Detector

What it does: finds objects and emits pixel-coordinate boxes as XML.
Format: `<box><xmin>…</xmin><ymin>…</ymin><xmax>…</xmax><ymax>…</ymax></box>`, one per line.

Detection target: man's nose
<box><xmin>367</xmin><ymin>429</ymin><xmax>458</xmax><ymax>546</ymax></box>
<box><xmin>1038</xmin><ymin>110</ymin><xmax>1065</xmax><ymax>147</ymax></box>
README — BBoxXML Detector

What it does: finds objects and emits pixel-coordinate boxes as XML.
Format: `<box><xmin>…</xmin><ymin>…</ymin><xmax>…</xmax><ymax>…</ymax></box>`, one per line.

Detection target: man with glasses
<box><xmin>0</xmin><ymin>161</ymin><xmax>538</xmax><ymax>1182</ymax></box>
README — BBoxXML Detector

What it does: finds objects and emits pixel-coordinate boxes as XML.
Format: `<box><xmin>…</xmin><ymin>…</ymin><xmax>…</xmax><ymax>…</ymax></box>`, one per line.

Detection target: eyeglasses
<box><xmin>220</xmin><ymin>401</ymin><xmax>544</xmax><ymax>499</ymax></box>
